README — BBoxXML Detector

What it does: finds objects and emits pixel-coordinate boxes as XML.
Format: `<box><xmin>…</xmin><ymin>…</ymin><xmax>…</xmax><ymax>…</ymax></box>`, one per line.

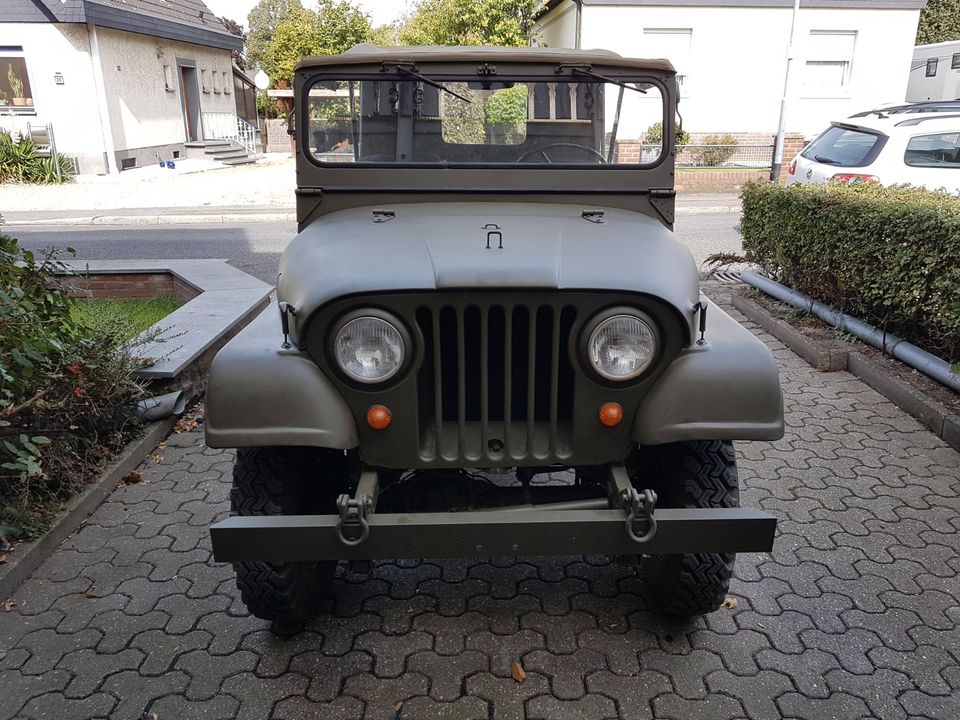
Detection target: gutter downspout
<box><xmin>574</xmin><ymin>0</ymin><xmax>583</xmax><ymax>49</ymax></box>
<box><xmin>87</xmin><ymin>23</ymin><xmax>119</xmax><ymax>175</ymax></box>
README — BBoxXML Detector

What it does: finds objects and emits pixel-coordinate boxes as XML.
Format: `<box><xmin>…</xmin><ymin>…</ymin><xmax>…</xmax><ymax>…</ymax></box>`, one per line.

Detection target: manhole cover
<box><xmin>711</xmin><ymin>271</ymin><xmax>743</xmax><ymax>284</ymax></box>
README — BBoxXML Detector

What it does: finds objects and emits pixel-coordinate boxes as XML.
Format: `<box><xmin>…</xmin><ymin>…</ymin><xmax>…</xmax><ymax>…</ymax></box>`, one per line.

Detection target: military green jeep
<box><xmin>206</xmin><ymin>45</ymin><xmax>783</xmax><ymax>631</ymax></box>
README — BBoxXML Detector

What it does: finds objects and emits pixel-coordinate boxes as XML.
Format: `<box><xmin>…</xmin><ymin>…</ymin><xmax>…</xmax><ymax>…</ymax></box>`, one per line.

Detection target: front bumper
<box><xmin>211</xmin><ymin>506</ymin><xmax>776</xmax><ymax>562</ymax></box>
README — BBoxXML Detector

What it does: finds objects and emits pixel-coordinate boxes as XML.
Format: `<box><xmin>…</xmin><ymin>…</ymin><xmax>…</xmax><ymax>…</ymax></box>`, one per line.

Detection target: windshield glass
<box><xmin>306</xmin><ymin>74</ymin><xmax>665</xmax><ymax>166</ymax></box>
<box><xmin>801</xmin><ymin>125</ymin><xmax>885</xmax><ymax>167</ymax></box>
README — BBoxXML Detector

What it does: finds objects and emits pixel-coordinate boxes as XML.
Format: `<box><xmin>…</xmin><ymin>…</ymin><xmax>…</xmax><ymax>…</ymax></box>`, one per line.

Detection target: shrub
<box><xmin>692</xmin><ymin>134</ymin><xmax>737</xmax><ymax>167</ymax></box>
<box><xmin>644</xmin><ymin>121</ymin><xmax>690</xmax><ymax>147</ymax></box>
<box><xmin>0</xmin><ymin>234</ymin><xmax>148</xmax><ymax>539</ymax></box>
<box><xmin>0</xmin><ymin>131</ymin><xmax>74</xmax><ymax>185</ymax></box>
<box><xmin>740</xmin><ymin>181</ymin><xmax>960</xmax><ymax>362</ymax></box>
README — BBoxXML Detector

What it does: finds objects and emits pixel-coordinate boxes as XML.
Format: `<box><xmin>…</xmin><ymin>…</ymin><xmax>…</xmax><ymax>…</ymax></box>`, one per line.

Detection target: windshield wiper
<box><xmin>557</xmin><ymin>64</ymin><xmax>648</xmax><ymax>94</ymax></box>
<box><xmin>384</xmin><ymin>62</ymin><xmax>471</xmax><ymax>103</ymax></box>
<box><xmin>814</xmin><ymin>154</ymin><xmax>842</xmax><ymax>165</ymax></box>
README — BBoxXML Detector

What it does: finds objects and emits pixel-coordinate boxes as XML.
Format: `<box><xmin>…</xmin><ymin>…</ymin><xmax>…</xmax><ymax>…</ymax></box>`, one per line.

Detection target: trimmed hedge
<box><xmin>740</xmin><ymin>181</ymin><xmax>960</xmax><ymax>362</ymax></box>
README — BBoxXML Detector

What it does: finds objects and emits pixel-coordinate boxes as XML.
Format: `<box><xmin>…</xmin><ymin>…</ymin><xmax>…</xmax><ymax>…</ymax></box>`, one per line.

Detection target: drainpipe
<box><xmin>574</xmin><ymin>0</ymin><xmax>583</xmax><ymax>49</ymax></box>
<box><xmin>771</xmin><ymin>0</ymin><xmax>801</xmax><ymax>181</ymax></box>
<box><xmin>87</xmin><ymin>23</ymin><xmax>119</xmax><ymax>174</ymax></box>
<box><xmin>741</xmin><ymin>271</ymin><xmax>960</xmax><ymax>393</ymax></box>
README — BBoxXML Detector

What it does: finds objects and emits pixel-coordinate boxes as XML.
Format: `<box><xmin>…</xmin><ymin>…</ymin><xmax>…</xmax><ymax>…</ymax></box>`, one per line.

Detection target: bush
<box><xmin>0</xmin><ymin>234</ymin><xmax>148</xmax><ymax>539</ymax></box>
<box><xmin>692</xmin><ymin>134</ymin><xmax>737</xmax><ymax>167</ymax></box>
<box><xmin>645</xmin><ymin>121</ymin><xmax>690</xmax><ymax>147</ymax></box>
<box><xmin>740</xmin><ymin>181</ymin><xmax>960</xmax><ymax>362</ymax></box>
<box><xmin>0</xmin><ymin>131</ymin><xmax>73</xmax><ymax>185</ymax></box>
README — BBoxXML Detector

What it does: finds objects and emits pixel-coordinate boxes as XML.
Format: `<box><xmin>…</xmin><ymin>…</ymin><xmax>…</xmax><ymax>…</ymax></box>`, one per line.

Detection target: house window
<box><xmin>201</xmin><ymin>68</ymin><xmax>211</xmax><ymax>93</ymax></box>
<box><xmin>642</xmin><ymin>28</ymin><xmax>692</xmax><ymax>93</ymax></box>
<box><xmin>803</xmin><ymin>31</ymin><xmax>856</xmax><ymax>93</ymax></box>
<box><xmin>0</xmin><ymin>49</ymin><xmax>35</xmax><ymax>112</ymax></box>
<box><xmin>163</xmin><ymin>64</ymin><xmax>175</xmax><ymax>92</ymax></box>
<box><xmin>926</xmin><ymin>58</ymin><xmax>939</xmax><ymax>77</ymax></box>
<box><xmin>952</xmin><ymin>53</ymin><xmax>960</xmax><ymax>70</ymax></box>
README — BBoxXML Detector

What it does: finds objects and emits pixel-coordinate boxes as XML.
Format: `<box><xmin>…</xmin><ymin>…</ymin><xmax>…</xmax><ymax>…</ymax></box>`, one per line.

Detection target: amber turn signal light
<box><xmin>598</xmin><ymin>402</ymin><xmax>623</xmax><ymax>427</ymax></box>
<box><xmin>366</xmin><ymin>405</ymin><xmax>392</xmax><ymax>430</ymax></box>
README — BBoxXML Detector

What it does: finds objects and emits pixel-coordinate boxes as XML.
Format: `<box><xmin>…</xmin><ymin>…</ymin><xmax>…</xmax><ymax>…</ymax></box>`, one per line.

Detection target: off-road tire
<box><xmin>230</xmin><ymin>446</ymin><xmax>350</xmax><ymax>628</ymax></box>
<box><xmin>629</xmin><ymin>440</ymin><xmax>739</xmax><ymax>617</ymax></box>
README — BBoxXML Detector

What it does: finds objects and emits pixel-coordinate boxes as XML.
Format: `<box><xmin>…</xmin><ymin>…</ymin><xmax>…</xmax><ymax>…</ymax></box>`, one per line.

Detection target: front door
<box><xmin>179</xmin><ymin>65</ymin><xmax>200</xmax><ymax>141</ymax></box>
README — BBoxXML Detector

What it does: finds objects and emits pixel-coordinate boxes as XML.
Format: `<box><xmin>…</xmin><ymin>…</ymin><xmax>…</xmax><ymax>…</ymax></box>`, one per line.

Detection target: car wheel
<box><xmin>628</xmin><ymin>439</ymin><xmax>739</xmax><ymax>616</ymax></box>
<box><xmin>230</xmin><ymin>446</ymin><xmax>351</xmax><ymax>633</ymax></box>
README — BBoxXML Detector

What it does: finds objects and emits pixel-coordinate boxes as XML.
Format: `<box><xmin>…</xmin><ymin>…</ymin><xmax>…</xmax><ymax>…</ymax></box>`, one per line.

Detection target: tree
<box><xmin>247</xmin><ymin>0</ymin><xmax>305</xmax><ymax>71</ymax></box>
<box><xmin>916</xmin><ymin>0</ymin><xmax>960</xmax><ymax>44</ymax></box>
<box><xmin>219</xmin><ymin>16</ymin><xmax>247</xmax><ymax>71</ymax></box>
<box><xmin>263</xmin><ymin>1</ymin><xmax>373</xmax><ymax>88</ymax></box>
<box><xmin>398</xmin><ymin>0</ymin><xmax>542</xmax><ymax>47</ymax></box>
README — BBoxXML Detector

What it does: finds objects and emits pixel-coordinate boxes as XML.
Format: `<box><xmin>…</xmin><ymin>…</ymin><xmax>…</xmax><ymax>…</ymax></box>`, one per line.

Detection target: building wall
<box><xmin>907</xmin><ymin>41</ymin><xmax>960</xmax><ymax>101</ymax></box>
<box><xmin>536</xmin><ymin>4</ymin><xmax>921</xmax><ymax>137</ymax></box>
<box><xmin>0</xmin><ymin>23</ymin><xmax>107</xmax><ymax>173</ymax></box>
<box><xmin>94</xmin><ymin>26</ymin><xmax>236</xmax><ymax>167</ymax></box>
<box><xmin>537</xmin><ymin>0</ymin><xmax>579</xmax><ymax>49</ymax></box>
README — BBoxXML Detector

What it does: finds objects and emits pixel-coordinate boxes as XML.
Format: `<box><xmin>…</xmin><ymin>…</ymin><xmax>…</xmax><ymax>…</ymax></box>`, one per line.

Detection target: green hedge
<box><xmin>740</xmin><ymin>181</ymin><xmax>960</xmax><ymax>362</ymax></box>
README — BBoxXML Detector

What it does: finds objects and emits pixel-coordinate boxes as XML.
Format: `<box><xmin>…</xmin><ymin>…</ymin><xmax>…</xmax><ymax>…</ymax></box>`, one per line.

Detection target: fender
<box><xmin>633</xmin><ymin>298</ymin><xmax>784</xmax><ymax>444</ymax></box>
<box><xmin>205</xmin><ymin>307</ymin><xmax>358</xmax><ymax>449</ymax></box>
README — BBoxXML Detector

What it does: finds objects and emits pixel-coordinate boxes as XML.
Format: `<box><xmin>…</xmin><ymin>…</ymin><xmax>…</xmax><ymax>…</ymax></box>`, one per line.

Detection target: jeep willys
<box><xmin>206</xmin><ymin>45</ymin><xmax>783</xmax><ymax>631</ymax></box>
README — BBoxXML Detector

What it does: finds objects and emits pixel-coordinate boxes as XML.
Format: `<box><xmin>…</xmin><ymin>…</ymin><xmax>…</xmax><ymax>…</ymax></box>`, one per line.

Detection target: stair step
<box><xmin>222</xmin><ymin>157</ymin><xmax>256</xmax><ymax>166</ymax></box>
<box><xmin>210</xmin><ymin>151</ymin><xmax>249</xmax><ymax>161</ymax></box>
<box><xmin>185</xmin><ymin>140</ymin><xmax>229</xmax><ymax>149</ymax></box>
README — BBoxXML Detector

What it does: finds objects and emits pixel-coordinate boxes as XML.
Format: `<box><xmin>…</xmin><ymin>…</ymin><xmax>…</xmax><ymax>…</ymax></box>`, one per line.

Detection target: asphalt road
<box><xmin>13</xmin><ymin>212</ymin><xmax>744</xmax><ymax>285</ymax></box>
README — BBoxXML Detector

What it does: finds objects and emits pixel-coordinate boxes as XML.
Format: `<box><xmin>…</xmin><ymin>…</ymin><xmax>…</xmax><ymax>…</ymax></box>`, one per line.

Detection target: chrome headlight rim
<box><xmin>581</xmin><ymin>307</ymin><xmax>661</xmax><ymax>384</ymax></box>
<box><xmin>328</xmin><ymin>308</ymin><xmax>412</xmax><ymax>387</ymax></box>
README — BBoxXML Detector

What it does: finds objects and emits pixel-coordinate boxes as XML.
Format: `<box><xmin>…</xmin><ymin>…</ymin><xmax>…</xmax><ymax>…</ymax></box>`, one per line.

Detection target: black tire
<box><xmin>628</xmin><ymin>440</ymin><xmax>739</xmax><ymax>617</ymax></box>
<box><xmin>230</xmin><ymin>446</ymin><xmax>351</xmax><ymax>628</ymax></box>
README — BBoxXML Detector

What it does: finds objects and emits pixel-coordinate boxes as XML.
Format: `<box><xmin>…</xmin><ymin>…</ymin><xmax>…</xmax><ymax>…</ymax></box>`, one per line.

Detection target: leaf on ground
<box><xmin>121</xmin><ymin>470</ymin><xmax>143</xmax><ymax>485</ymax></box>
<box><xmin>1</xmin><ymin>598</ymin><xmax>15</xmax><ymax>612</ymax></box>
<box><xmin>722</xmin><ymin>596</ymin><xmax>738</xmax><ymax>609</ymax></box>
<box><xmin>0</xmin><ymin>554</ymin><xmax>6</xmax><ymax>564</ymax></box>
<box><xmin>157</xmin><ymin>442</ymin><xmax>167</xmax><ymax>449</ymax></box>
<box><xmin>394</xmin><ymin>701</ymin><xmax>403</xmax><ymax>713</ymax></box>
<box><xmin>174</xmin><ymin>417</ymin><xmax>199</xmax><ymax>434</ymax></box>
<box><xmin>82</xmin><ymin>591</ymin><xmax>97</xmax><ymax>599</ymax></box>
<box><xmin>511</xmin><ymin>659</ymin><xmax>526</xmax><ymax>683</ymax></box>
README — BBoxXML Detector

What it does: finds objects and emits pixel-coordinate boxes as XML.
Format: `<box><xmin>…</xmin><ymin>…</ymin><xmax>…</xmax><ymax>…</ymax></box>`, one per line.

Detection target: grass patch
<box><xmin>72</xmin><ymin>296</ymin><xmax>181</xmax><ymax>339</ymax></box>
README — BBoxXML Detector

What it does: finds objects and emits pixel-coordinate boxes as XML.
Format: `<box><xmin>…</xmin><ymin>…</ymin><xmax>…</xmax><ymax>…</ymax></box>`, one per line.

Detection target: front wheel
<box><xmin>628</xmin><ymin>440</ymin><xmax>739</xmax><ymax>617</ymax></box>
<box><xmin>230</xmin><ymin>446</ymin><xmax>351</xmax><ymax>631</ymax></box>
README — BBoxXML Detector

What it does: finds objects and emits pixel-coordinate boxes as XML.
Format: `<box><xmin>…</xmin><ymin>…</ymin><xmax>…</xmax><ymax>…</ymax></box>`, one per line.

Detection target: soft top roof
<box><xmin>296</xmin><ymin>44</ymin><xmax>676</xmax><ymax>74</ymax></box>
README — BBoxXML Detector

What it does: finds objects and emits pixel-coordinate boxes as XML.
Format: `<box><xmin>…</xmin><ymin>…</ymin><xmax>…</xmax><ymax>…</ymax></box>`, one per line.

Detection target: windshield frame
<box><xmin>299</xmin><ymin>69</ymin><xmax>671</xmax><ymax>172</ymax></box>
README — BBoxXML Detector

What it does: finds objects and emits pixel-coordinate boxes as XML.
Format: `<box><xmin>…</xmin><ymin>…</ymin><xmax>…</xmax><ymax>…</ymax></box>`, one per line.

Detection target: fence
<box><xmin>625</xmin><ymin>143</ymin><xmax>775</xmax><ymax>169</ymax></box>
<box><xmin>201</xmin><ymin>112</ymin><xmax>260</xmax><ymax>155</ymax></box>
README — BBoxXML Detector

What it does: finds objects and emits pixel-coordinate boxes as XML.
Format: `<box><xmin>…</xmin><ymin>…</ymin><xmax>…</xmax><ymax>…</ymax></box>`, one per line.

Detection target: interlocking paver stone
<box><xmin>1</xmin><ymin>286</ymin><xmax>958</xmax><ymax>719</ymax></box>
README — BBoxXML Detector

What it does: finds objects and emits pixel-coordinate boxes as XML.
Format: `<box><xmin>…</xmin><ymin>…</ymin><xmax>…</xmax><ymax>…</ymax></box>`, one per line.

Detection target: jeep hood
<box><xmin>278</xmin><ymin>202</ymin><xmax>700</xmax><ymax>339</ymax></box>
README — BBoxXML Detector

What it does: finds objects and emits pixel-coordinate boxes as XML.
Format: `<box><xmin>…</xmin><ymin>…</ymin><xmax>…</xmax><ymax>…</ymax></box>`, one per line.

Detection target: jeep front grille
<box><xmin>415</xmin><ymin>302</ymin><xmax>578</xmax><ymax>462</ymax></box>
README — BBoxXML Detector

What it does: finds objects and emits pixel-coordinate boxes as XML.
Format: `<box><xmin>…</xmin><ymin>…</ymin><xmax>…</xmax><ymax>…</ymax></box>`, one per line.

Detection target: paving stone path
<box><xmin>1</xmin><ymin>289</ymin><xmax>958</xmax><ymax>720</ymax></box>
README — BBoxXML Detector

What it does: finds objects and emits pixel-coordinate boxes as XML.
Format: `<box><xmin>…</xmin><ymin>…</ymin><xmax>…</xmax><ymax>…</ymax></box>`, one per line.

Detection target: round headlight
<box><xmin>334</xmin><ymin>316</ymin><xmax>405</xmax><ymax>384</ymax></box>
<box><xmin>587</xmin><ymin>313</ymin><xmax>658</xmax><ymax>381</ymax></box>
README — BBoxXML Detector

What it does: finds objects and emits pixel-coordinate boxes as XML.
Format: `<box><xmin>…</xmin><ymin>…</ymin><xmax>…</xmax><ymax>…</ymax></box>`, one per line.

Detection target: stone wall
<box><xmin>263</xmin><ymin>118</ymin><xmax>294</xmax><ymax>154</ymax></box>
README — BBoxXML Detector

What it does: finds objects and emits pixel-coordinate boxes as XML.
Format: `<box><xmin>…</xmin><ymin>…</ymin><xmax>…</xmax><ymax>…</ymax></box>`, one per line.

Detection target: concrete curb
<box><xmin>3</xmin><ymin>204</ymin><xmax>738</xmax><ymax>227</ymax></box>
<box><xmin>0</xmin><ymin>418</ymin><xmax>176</xmax><ymax>600</ymax></box>
<box><xmin>732</xmin><ymin>291</ymin><xmax>960</xmax><ymax>452</ymax></box>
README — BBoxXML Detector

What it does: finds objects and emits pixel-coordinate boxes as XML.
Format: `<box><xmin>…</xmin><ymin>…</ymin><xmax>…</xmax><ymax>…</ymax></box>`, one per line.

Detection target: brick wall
<box><xmin>57</xmin><ymin>272</ymin><xmax>201</xmax><ymax>302</ymax></box>
<box><xmin>676</xmin><ymin>170</ymin><xmax>770</xmax><ymax>192</ymax></box>
<box><xmin>778</xmin><ymin>133</ymin><xmax>808</xmax><ymax>184</ymax></box>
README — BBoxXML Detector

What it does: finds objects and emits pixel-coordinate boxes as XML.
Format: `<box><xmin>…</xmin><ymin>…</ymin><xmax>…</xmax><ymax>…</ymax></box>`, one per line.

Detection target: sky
<box><xmin>202</xmin><ymin>0</ymin><xmax>413</xmax><ymax>29</ymax></box>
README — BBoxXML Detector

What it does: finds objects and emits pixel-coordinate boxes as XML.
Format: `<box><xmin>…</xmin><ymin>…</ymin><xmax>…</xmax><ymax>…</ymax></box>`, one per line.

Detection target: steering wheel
<box><xmin>517</xmin><ymin>143</ymin><xmax>607</xmax><ymax>164</ymax></box>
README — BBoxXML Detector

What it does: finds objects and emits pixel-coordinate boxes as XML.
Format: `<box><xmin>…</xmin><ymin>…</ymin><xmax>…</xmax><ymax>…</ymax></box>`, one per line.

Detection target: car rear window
<box><xmin>904</xmin><ymin>132</ymin><xmax>960</xmax><ymax>168</ymax></box>
<box><xmin>801</xmin><ymin>125</ymin><xmax>885</xmax><ymax>167</ymax></box>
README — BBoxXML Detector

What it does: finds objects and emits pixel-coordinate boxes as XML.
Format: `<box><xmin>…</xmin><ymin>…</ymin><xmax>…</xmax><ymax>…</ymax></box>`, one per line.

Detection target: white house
<box><xmin>907</xmin><ymin>40</ymin><xmax>960</xmax><ymax>101</ymax></box>
<box><xmin>535</xmin><ymin>0</ymin><xmax>926</xmax><ymax>139</ymax></box>
<box><xmin>0</xmin><ymin>0</ymin><xmax>245</xmax><ymax>174</ymax></box>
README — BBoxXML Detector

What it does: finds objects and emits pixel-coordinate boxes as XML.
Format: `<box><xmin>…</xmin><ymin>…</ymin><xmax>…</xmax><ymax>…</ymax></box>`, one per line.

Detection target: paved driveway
<box><xmin>2</xmin><ymin>288</ymin><xmax>958</xmax><ymax>720</ymax></box>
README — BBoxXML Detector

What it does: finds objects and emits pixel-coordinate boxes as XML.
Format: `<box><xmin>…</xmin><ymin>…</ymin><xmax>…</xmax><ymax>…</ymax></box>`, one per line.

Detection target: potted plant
<box><xmin>8</xmin><ymin>64</ymin><xmax>26</xmax><ymax>107</ymax></box>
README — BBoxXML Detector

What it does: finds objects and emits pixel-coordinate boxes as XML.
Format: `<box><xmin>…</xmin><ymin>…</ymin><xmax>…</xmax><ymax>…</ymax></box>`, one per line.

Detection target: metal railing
<box><xmin>631</xmin><ymin>143</ymin><xmax>775</xmax><ymax>169</ymax></box>
<box><xmin>201</xmin><ymin>112</ymin><xmax>259</xmax><ymax>155</ymax></box>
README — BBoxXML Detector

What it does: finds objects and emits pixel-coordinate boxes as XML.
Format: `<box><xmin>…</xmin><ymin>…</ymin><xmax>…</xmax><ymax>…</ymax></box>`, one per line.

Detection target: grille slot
<box><xmin>416</xmin><ymin>302</ymin><xmax>577</xmax><ymax>462</ymax></box>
